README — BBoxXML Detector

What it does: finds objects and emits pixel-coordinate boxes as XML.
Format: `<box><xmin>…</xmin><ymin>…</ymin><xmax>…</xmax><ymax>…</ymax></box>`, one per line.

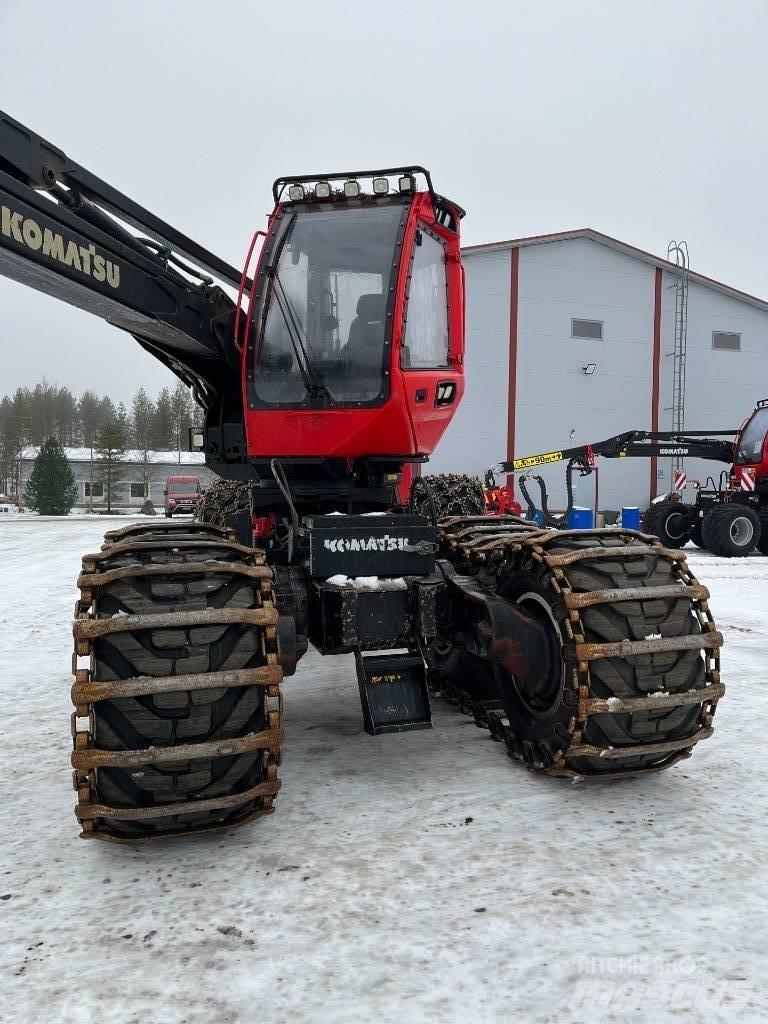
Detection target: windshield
<box><xmin>736</xmin><ymin>407</ymin><xmax>768</xmax><ymax>464</ymax></box>
<box><xmin>252</xmin><ymin>203</ymin><xmax>406</xmax><ymax>407</ymax></box>
<box><xmin>169</xmin><ymin>481</ymin><xmax>199</xmax><ymax>493</ymax></box>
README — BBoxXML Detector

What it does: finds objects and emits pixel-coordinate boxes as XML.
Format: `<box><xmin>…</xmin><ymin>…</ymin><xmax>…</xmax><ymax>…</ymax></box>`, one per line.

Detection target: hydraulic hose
<box><xmin>518</xmin><ymin>458</ymin><xmax>580</xmax><ymax>528</ymax></box>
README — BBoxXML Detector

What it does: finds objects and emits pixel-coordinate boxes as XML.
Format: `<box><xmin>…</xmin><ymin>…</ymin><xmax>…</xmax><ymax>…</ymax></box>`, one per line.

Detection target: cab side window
<box><xmin>402</xmin><ymin>228</ymin><xmax>449</xmax><ymax>368</ymax></box>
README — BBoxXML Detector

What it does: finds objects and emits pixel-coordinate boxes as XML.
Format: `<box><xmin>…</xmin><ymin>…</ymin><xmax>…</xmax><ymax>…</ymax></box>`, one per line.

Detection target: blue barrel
<box><xmin>568</xmin><ymin>506</ymin><xmax>594</xmax><ymax>529</ymax></box>
<box><xmin>622</xmin><ymin>506</ymin><xmax>641</xmax><ymax>531</ymax></box>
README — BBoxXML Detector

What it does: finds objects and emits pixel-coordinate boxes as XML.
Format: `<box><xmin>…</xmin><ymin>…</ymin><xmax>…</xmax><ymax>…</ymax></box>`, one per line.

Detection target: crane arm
<box><xmin>500</xmin><ymin>429</ymin><xmax>737</xmax><ymax>474</ymax></box>
<box><xmin>0</xmin><ymin>110</ymin><xmax>245</xmax><ymax>409</ymax></box>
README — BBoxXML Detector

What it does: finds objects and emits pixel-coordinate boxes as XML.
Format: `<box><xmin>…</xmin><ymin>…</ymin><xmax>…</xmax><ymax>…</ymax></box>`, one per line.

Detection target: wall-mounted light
<box><xmin>582</xmin><ymin>363</ymin><xmax>597</xmax><ymax>375</ymax></box>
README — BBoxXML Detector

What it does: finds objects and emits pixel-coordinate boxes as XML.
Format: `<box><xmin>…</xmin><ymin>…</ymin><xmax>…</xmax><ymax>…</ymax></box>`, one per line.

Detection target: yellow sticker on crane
<box><xmin>512</xmin><ymin>451</ymin><xmax>564</xmax><ymax>470</ymax></box>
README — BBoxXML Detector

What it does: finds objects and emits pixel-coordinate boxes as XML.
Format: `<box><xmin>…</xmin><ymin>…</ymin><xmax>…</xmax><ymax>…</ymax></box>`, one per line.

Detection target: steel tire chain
<box><xmin>433</xmin><ymin>516</ymin><xmax>724</xmax><ymax>779</ymax></box>
<box><xmin>196</xmin><ymin>479</ymin><xmax>250</xmax><ymax>527</ymax></box>
<box><xmin>70</xmin><ymin>519</ymin><xmax>284</xmax><ymax>842</ymax></box>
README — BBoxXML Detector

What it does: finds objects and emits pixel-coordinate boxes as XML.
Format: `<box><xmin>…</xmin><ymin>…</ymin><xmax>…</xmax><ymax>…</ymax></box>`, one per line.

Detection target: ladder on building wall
<box><xmin>666</xmin><ymin>240</ymin><xmax>690</xmax><ymax>481</ymax></box>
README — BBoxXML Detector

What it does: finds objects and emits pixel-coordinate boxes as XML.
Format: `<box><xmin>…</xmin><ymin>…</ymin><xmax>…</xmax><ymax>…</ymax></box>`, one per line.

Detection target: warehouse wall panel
<box><xmin>429</xmin><ymin>249</ymin><xmax>511</xmax><ymax>477</ymax></box>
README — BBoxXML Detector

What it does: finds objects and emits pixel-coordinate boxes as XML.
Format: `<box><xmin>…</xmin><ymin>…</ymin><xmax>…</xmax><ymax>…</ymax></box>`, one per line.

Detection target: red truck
<box><xmin>163</xmin><ymin>475</ymin><xmax>203</xmax><ymax>517</ymax></box>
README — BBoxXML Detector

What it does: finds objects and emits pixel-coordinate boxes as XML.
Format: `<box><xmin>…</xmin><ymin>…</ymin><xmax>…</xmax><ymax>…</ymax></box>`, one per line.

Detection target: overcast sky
<box><xmin>1</xmin><ymin>0</ymin><xmax>767</xmax><ymax>403</ymax></box>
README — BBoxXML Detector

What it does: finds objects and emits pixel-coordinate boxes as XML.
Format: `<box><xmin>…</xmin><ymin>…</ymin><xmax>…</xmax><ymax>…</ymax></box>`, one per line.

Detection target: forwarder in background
<box><xmin>499</xmin><ymin>398</ymin><xmax>768</xmax><ymax>557</ymax></box>
<box><xmin>0</xmin><ymin>109</ymin><xmax>723</xmax><ymax>844</ymax></box>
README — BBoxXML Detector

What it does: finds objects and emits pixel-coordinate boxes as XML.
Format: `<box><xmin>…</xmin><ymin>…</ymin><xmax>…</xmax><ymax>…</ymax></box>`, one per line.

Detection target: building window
<box><xmin>571</xmin><ymin>319</ymin><xmax>603</xmax><ymax>340</ymax></box>
<box><xmin>130</xmin><ymin>483</ymin><xmax>146</xmax><ymax>498</ymax></box>
<box><xmin>712</xmin><ymin>331</ymin><xmax>741</xmax><ymax>351</ymax></box>
<box><xmin>84</xmin><ymin>481</ymin><xmax>103</xmax><ymax>497</ymax></box>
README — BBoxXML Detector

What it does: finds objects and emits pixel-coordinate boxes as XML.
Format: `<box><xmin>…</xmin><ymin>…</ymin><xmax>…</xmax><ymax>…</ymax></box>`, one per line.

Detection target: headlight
<box><xmin>288</xmin><ymin>184</ymin><xmax>305</xmax><ymax>201</ymax></box>
<box><xmin>343</xmin><ymin>179</ymin><xmax>361</xmax><ymax>198</ymax></box>
<box><xmin>314</xmin><ymin>181</ymin><xmax>331</xmax><ymax>199</ymax></box>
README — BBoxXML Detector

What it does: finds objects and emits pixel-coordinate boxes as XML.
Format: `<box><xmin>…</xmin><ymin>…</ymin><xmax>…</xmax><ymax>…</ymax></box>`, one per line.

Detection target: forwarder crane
<box><xmin>0</xmin><ymin>111</ymin><xmax>723</xmax><ymax>843</ymax></box>
<box><xmin>498</xmin><ymin>399</ymin><xmax>768</xmax><ymax>556</ymax></box>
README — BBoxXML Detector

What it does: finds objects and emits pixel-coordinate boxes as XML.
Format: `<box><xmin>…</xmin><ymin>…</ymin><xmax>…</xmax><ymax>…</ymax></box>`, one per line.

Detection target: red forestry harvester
<box><xmin>0</xmin><ymin>111</ymin><xmax>723</xmax><ymax>843</ymax></box>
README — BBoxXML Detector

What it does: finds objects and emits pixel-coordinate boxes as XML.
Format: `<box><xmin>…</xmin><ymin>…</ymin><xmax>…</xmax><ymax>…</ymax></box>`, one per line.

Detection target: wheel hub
<box><xmin>665</xmin><ymin>511</ymin><xmax>688</xmax><ymax>540</ymax></box>
<box><xmin>508</xmin><ymin>591</ymin><xmax>565</xmax><ymax>716</ymax></box>
<box><xmin>730</xmin><ymin>515</ymin><xmax>755</xmax><ymax>547</ymax></box>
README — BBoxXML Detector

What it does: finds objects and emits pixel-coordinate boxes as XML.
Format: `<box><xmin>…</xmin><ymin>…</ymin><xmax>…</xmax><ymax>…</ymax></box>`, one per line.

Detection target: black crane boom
<box><xmin>0</xmin><ymin>110</ymin><xmax>244</xmax><ymax>409</ymax></box>
<box><xmin>501</xmin><ymin>429</ymin><xmax>737</xmax><ymax>474</ymax></box>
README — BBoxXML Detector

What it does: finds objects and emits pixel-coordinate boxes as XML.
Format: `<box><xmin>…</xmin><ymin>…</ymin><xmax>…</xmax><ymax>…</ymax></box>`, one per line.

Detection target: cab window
<box><xmin>736</xmin><ymin>407</ymin><xmax>768</xmax><ymax>464</ymax></box>
<box><xmin>402</xmin><ymin>228</ymin><xmax>449</xmax><ymax>369</ymax></box>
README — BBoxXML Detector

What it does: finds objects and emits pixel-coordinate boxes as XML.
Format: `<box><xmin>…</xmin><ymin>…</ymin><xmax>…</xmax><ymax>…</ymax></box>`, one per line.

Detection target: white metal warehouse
<box><xmin>431</xmin><ymin>229</ymin><xmax>768</xmax><ymax>511</ymax></box>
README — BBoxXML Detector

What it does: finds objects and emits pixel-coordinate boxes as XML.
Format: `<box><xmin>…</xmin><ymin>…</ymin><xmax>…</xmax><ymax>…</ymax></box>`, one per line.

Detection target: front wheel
<box><xmin>642</xmin><ymin>500</ymin><xmax>691</xmax><ymax>548</ymax></box>
<box><xmin>71</xmin><ymin>522</ymin><xmax>283</xmax><ymax>841</ymax></box>
<box><xmin>701</xmin><ymin>504</ymin><xmax>760</xmax><ymax>557</ymax></box>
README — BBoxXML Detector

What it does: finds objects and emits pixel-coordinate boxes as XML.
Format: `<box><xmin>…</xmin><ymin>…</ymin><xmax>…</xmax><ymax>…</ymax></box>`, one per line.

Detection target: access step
<box><xmin>354</xmin><ymin>651</ymin><xmax>432</xmax><ymax>736</ymax></box>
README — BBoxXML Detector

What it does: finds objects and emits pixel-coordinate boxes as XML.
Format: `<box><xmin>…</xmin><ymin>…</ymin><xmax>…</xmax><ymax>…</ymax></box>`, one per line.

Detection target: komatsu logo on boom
<box><xmin>1</xmin><ymin>207</ymin><xmax>120</xmax><ymax>289</ymax></box>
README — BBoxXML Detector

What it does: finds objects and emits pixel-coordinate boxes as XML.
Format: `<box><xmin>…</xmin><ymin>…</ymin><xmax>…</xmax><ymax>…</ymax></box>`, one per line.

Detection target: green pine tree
<box><xmin>23</xmin><ymin>437</ymin><xmax>78</xmax><ymax>515</ymax></box>
<box><xmin>94</xmin><ymin>421</ymin><xmax>127</xmax><ymax>513</ymax></box>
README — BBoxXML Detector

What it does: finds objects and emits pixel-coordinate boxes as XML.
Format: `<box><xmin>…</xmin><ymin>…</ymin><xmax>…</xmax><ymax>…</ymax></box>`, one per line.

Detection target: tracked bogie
<box><xmin>71</xmin><ymin>521</ymin><xmax>283</xmax><ymax>842</ymax></box>
<box><xmin>432</xmin><ymin>519</ymin><xmax>723</xmax><ymax>778</ymax></box>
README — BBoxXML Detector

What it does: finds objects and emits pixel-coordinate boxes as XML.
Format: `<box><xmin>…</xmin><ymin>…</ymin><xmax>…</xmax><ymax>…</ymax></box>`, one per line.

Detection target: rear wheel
<box><xmin>71</xmin><ymin>522</ymin><xmax>283</xmax><ymax>841</ymax></box>
<box><xmin>642</xmin><ymin>500</ymin><xmax>691</xmax><ymax>548</ymax></box>
<box><xmin>757</xmin><ymin>510</ymin><xmax>768</xmax><ymax>554</ymax></box>
<box><xmin>701</xmin><ymin>504</ymin><xmax>759</xmax><ymax>557</ymax></box>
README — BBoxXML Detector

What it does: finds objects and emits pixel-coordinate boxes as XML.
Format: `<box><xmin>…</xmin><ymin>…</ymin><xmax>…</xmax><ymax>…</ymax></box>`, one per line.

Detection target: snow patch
<box><xmin>325</xmin><ymin>574</ymin><xmax>407</xmax><ymax>591</ymax></box>
<box><xmin>325</xmin><ymin>511</ymin><xmax>388</xmax><ymax>517</ymax></box>
<box><xmin>645</xmin><ymin>632</ymin><xmax>662</xmax><ymax>640</ymax></box>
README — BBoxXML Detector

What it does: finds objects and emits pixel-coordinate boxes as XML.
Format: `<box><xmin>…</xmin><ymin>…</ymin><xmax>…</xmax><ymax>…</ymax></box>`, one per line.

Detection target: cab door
<box><xmin>399</xmin><ymin>219</ymin><xmax>464</xmax><ymax>453</ymax></box>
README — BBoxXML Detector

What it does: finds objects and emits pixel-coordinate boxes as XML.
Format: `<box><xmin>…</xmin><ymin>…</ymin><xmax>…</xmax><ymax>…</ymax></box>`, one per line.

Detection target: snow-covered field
<box><xmin>1</xmin><ymin>517</ymin><xmax>766</xmax><ymax>1024</ymax></box>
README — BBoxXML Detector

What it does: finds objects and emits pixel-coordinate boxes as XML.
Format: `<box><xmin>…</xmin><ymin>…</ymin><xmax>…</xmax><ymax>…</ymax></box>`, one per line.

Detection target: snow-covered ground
<box><xmin>1</xmin><ymin>517</ymin><xmax>766</xmax><ymax>1024</ymax></box>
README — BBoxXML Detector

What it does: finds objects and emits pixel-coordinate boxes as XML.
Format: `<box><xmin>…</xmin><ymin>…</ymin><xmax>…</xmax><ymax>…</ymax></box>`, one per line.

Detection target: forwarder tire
<box><xmin>758</xmin><ymin>511</ymin><xmax>768</xmax><ymax>555</ymax></box>
<box><xmin>642</xmin><ymin>500</ymin><xmax>691</xmax><ymax>548</ymax></box>
<box><xmin>701</xmin><ymin>504</ymin><xmax>760</xmax><ymax>557</ymax></box>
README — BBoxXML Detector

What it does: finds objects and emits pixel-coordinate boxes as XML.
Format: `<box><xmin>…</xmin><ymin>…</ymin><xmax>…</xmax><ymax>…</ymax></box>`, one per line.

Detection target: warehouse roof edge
<box><xmin>462</xmin><ymin>228</ymin><xmax>768</xmax><ymax>313</ymax></box>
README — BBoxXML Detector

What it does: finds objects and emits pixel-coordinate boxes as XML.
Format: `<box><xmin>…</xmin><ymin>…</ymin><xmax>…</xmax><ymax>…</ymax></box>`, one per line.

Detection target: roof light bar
<box><xmin>273</xmin><ymin>167</ymin><xmax>436</xmax><ymax>204</ymax></box>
